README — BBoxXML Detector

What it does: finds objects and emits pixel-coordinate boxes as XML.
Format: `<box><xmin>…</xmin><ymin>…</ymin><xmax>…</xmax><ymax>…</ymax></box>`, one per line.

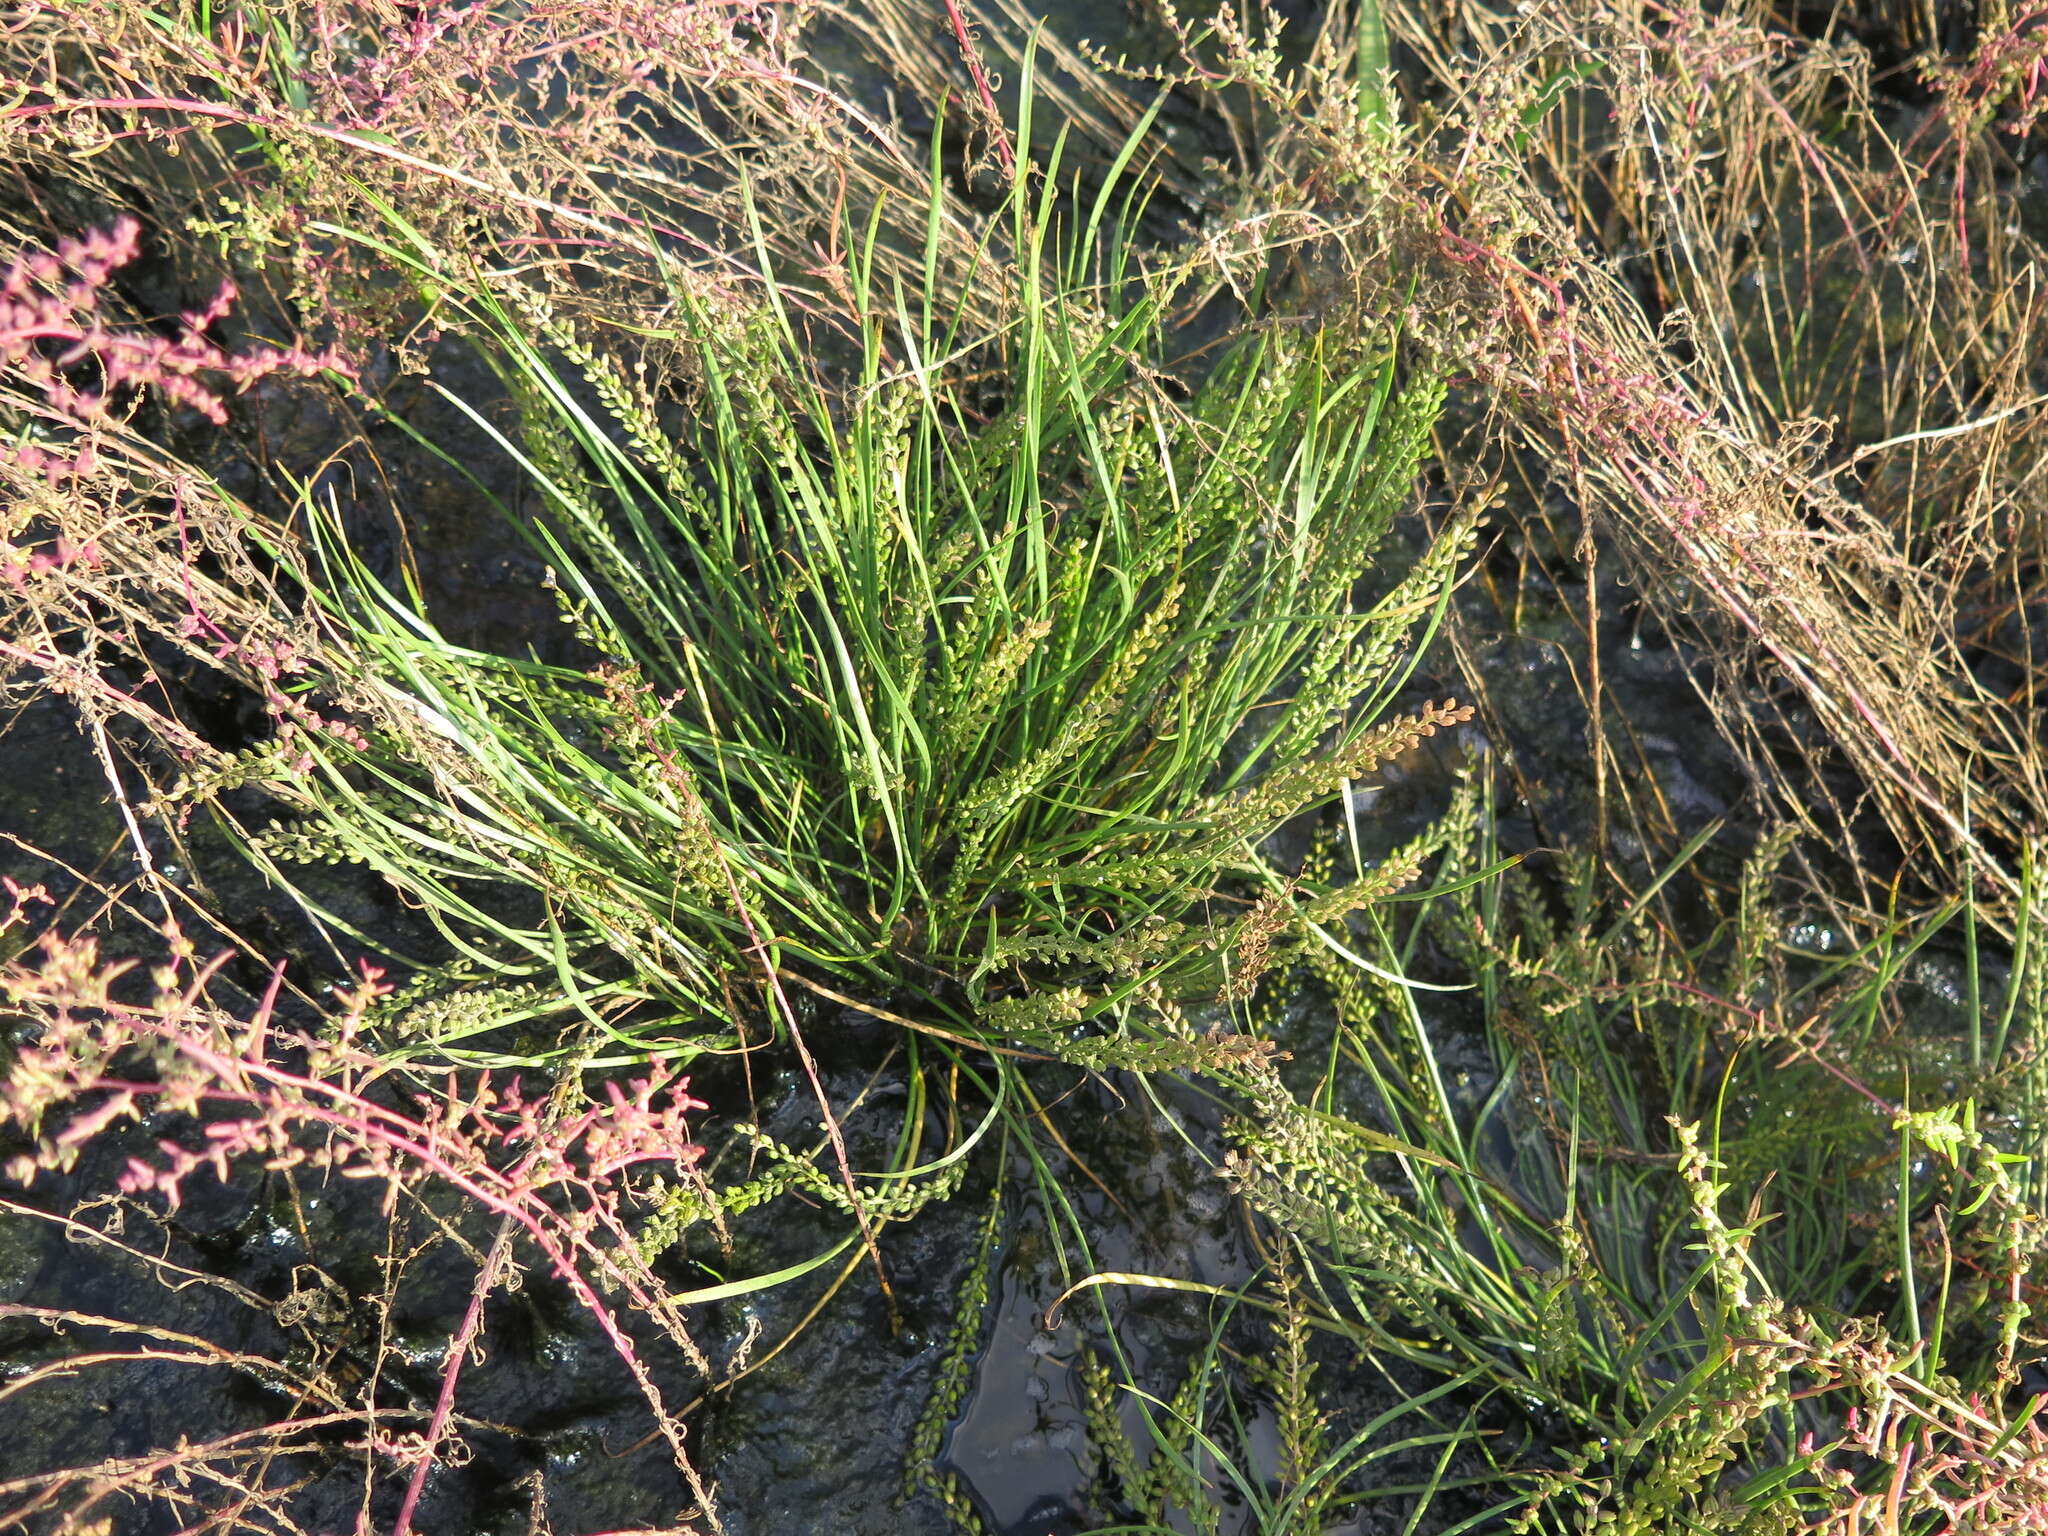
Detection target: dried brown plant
<box><xmin>1368</xmin><ymin>0</ymin><xmax>2048</xmax><ymax>912</ymax></box>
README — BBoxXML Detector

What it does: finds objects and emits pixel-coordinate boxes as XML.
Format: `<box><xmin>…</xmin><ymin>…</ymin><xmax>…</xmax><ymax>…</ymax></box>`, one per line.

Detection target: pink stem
<box><xmin>391</xmin><ymin>1217</ymin><xmax>516</xmax><ymax>1536</ymax></box>
<box><xmin>939</xmin><ymin>0</ymin><xmax>1014</xmax><ymax>172</ymax></box>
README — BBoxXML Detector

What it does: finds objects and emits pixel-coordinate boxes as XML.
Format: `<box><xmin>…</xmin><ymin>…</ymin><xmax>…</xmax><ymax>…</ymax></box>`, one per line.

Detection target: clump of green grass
<box><xmin>238</xmin><ymin>111</ymin><xmax>1467</xmax><ymax>1068</ymax></box>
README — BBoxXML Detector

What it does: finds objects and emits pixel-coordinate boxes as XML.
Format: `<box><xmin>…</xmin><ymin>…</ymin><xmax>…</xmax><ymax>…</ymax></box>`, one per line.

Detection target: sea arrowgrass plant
<box><xmin>1023</xmin><ymin>779</ymin><xmax>2048</xmax><ymax>1533</ymax></box>
<box><xmin>233</xmin><ymin>103</ymin><xmax>1468</xmax><ymax>1067</ymax></box>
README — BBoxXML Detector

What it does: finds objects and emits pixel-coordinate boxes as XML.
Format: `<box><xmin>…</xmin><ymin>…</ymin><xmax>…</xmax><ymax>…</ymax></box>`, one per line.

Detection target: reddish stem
<box><xmin>391</xmin><ymin>1217</ymin><xmax>516</xmax><ymax>1536</ymax></box>
<box><xmin>939</xmin><ymin>0</ymin><xmax>1013</xmax><ymax>173</ymax></box>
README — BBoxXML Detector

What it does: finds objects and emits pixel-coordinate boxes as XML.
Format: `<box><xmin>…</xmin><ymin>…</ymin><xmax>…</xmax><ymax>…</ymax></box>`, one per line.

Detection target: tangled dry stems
<box><xmin>0</xmin><ymin>891</ymin><xmax>719</xmax><ymax>1533</ymax></box>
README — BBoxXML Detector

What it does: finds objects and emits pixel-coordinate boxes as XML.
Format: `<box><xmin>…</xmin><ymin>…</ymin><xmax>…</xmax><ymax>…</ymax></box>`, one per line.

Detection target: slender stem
<box><xmin>939</xmin><ymin>0</ymin><xmax>1014</xmax><ymax>172</ymax></box>
<box><xmin>392</xmin><ymin>1217</ymin><xmax>516</xmax><ymax>1536</ymax></box>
